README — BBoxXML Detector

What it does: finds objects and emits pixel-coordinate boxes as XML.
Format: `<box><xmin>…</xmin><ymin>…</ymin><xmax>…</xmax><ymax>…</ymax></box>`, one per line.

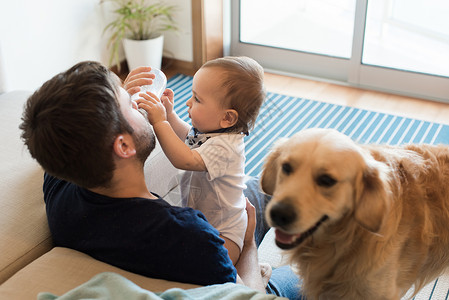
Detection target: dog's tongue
<box><xmin>275</xmin><ymin>229</ymin><xmax>301</xmax><ymax>244</ymax></box>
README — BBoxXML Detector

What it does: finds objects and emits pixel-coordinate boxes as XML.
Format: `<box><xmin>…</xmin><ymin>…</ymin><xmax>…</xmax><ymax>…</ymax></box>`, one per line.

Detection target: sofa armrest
<box><xmin>0</xmin><ymin>91</ymin><xmax>52</xmax><ymax>284</ymax></box>
<box><xmin>0</xmin><ymin>247</ymin><xmax>200</xmax><ymax>299</ymax></box>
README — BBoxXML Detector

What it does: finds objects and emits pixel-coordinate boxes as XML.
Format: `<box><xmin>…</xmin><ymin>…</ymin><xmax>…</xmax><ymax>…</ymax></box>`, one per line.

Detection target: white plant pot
<box><xmin>123</xmin><ymin>35</ymin><xmax>164</xmax><ymax>70</ymax></box>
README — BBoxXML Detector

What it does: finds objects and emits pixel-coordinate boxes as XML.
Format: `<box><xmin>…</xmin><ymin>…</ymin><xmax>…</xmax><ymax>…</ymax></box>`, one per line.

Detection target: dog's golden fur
<box><xmin>262</xmin><ymin>128</ymin><xmax>449</xmax><ymax>300</ymax></box>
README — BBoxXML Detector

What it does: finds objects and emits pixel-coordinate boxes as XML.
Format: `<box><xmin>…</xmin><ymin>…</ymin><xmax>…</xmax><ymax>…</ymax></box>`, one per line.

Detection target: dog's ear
<box><xmin>261</xmin><ymin>139</ymin><xmax>286</xmax><ymax>195</ymax></box>
<box><xmin>355</xmin><ymin>160</ymin><xmax>390</xmax><ymax>233</ymax></box>
<box><xmin>260</xmin><ymin>149</ymin><xmax>280</xmax><ymax>195</ymax></box>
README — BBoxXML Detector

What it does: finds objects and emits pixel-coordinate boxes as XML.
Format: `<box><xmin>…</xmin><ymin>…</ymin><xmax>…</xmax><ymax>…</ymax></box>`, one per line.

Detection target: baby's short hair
<box><xmin>202</xmin><ymin>56</ymin><xmax>266</xmax><ymax>135</ymax></box>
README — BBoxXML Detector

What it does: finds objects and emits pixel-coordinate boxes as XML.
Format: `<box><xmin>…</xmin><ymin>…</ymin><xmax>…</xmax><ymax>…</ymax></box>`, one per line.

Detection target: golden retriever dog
<box><xmin>262</xmin><ymin>128</ymin><xmax>449</xmax><ymax>300</ymax></box>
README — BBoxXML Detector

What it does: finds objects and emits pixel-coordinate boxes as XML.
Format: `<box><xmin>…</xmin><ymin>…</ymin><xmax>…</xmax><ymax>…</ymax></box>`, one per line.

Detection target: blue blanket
<box><xmin>38</xmin><ymin>272</ymin><xmax>287</xmax><ymax>300</ymax></box>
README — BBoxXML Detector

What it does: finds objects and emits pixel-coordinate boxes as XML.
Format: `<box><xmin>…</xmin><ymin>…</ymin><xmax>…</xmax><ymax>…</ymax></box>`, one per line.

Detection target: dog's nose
<box><xmin>270</xmin><ymin>202</ymin><xmax>297</xmax><ymax>227</ymax></box>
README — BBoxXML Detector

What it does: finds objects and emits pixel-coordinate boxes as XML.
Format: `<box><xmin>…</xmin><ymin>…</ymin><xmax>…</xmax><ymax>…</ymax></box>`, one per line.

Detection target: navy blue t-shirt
<box><xmin>43</xmin><ymin>173</ymin><xmax>237</xmax><ymax>285</ymax></box>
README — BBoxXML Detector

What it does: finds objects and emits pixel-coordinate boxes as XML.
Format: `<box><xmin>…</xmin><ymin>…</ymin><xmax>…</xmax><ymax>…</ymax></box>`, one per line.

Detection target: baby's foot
<box><xmin>260</xmin><ymin>263</ymin><xmax>272</xmax><ymax>287</ymax></box>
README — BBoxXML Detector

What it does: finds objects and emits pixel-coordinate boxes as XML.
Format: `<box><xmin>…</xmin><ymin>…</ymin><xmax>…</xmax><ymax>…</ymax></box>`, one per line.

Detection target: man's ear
<box><xmin>220</xmin><ymin>109</ymin><xmax>238</xmax><ymax>128</ymax></box>
<box><xmin>113</xmin><ymin>134</ymin><xmax>137</xmax><ymax>158</ymax></box>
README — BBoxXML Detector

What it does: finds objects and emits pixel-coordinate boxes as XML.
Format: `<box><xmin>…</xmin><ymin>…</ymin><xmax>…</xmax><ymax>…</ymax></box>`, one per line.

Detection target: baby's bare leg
<box><xmin>259</xmin><ymin>262</ymin><xmax>272</xmax><ymax>287</ymax></box>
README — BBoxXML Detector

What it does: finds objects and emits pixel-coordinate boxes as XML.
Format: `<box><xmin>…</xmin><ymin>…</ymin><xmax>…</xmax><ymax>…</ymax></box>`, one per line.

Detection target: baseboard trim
<box><xmin>109</xmin><ymin>61</ymin><xmax>129</xmax><ymax>80</ymax></box>
<box><xmin>110</xmin><ymin>58</ymin><xmax>197</xmax><ymax>79</ymax></box>
<box><xmin>162</xmin><ymin>57</ymin><xmax>196</xmax><ymax>76</ymax></box>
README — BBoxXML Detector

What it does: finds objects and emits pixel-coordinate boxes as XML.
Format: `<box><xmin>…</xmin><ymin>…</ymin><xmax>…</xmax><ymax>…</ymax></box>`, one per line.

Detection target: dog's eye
<box><xmin>282</xmin><ymin>162</ymin><xmax>293</xmax><ymax>175</ymax></box>
<box><xmin>316</xmin><ymin>174</ymin><xmax>337</xmax><ymax>187</ymax></box>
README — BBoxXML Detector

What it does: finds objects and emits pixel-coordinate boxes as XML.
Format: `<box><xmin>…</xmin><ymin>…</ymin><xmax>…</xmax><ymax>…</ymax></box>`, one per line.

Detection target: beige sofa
<box><xmin>0</xmin><ymin>90</ymin><xmax>286</xmax><ymax>299</ymax></box>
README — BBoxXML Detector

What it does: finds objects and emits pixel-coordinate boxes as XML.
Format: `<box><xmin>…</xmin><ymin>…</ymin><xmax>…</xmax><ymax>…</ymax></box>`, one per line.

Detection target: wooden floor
<box><xmin>164</xmin><ymin>67</ymin><xmax>449</xmax><ymax>125</ymax></box>
<box><xmin>263</xmin><ymin>72</ymin><xmax>449</xmax><ymax>125</ymax></box>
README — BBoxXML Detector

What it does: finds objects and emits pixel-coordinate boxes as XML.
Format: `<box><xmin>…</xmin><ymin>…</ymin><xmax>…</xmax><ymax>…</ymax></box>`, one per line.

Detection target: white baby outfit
<box><xmin>181</xmin><ymin>127</ymin><xmax>248</xmax><ymax>250</ymax></box>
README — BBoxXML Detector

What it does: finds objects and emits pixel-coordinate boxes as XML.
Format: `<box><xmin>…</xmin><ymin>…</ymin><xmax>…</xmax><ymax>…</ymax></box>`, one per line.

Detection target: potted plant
<box><xmin>101</xmin><ymin>0</ymin><xmax>178</xmax><ymax>71</ymax></box>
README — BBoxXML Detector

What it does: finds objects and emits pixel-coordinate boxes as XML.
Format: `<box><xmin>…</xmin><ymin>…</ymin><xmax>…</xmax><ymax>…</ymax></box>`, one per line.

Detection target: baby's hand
<box><xmin>136</xmin><ymin>92</ymin><xmax>167</xmax><ymax>126</ymax></box>
<box><xmin>123</xmin><ymin>67</ymin><xmax>155</xmax><ymax>96</ymax></box>
<box><xmin>161</xmin><ymin>89</ymin><xmax>175</xmax><ymax>116</ymax></box>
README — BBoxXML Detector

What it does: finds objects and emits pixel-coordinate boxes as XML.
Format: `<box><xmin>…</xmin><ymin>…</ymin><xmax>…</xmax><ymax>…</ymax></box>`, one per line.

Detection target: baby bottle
<box><xmin>131</xmin><ymin>68</ymin><xmax>167</xmax><ymax>101</ymax></box>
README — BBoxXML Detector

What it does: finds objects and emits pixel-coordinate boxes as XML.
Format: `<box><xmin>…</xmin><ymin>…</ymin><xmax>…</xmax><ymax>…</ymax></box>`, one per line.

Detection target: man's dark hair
<box><xmin>20</xmin><ymin>61</ymin><xmax>134</xmax><ymax>188</ymax></box>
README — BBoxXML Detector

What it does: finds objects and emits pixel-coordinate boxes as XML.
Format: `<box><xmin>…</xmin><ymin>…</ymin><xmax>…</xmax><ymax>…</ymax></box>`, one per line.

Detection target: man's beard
<box><xmin>133</xmin><ymin>122</ymin><xmax>156</xmax><ymax>165</ymax></box>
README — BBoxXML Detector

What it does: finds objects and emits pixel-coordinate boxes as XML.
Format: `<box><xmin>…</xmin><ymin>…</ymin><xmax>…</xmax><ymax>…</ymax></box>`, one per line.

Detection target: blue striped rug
<box><xmin>167</xmin><ymin>74</ymin><xmax>449</xmax><ymax>178</ymax></box>
<box><xmin>168</xmin><ymin>74</ymin><xmax>449</xmax><ymax>299</ymax></box>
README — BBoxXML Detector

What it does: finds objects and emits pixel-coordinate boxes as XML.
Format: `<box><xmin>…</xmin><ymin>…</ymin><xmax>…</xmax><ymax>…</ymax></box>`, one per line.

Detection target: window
<box><xmin>230</xmin><ymin>0</ymin><xmax>449</xmax><ymax>102</ymax></box>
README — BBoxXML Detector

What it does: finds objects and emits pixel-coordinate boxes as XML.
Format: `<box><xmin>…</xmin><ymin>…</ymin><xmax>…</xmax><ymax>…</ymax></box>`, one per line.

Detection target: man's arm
<box><xmin>166</xmin><ymin>207</ymin><xmax>238</xmax><ymax>285</ymax></box>
<box><xmin>235</xmin><ymin>199</ymin><xmax>266</xmax><ymax>292</ymax></box>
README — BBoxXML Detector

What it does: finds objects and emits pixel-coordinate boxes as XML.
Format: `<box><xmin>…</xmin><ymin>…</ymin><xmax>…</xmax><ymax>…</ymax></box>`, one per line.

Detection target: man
<box><xmin>20</xmin><ymin>61</ymin><xmax>300</xmax><ymax>298</ymax></box>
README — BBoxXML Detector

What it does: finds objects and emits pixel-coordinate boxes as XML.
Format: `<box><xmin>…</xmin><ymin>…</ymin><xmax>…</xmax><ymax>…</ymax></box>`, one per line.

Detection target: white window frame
<box><xmin>228</xmin><ymin>0</ymin><xmax>449</xmax><ymax>103</ymax></box>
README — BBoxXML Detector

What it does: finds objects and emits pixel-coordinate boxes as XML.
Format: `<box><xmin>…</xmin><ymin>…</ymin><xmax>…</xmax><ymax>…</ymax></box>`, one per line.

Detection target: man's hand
<box><xmin>136</xmin><ymin>92</ymin><xmax>167</xmax><ymax>126</ymax></box>
<box><xmin>235</xmin><ymin>197</ymin><xmax>265</xmax><ymax>292</ymax></box>
<box><xmin>123</xmin><ymin>66</ymin><xmax>155</xmax><ymax>96</ymax></box>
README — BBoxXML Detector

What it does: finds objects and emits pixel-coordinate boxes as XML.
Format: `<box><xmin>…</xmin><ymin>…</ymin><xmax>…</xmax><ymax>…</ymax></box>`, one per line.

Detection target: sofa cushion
<box><xmin>0</xmin><ymin>247</ymin><xmax>200</xmax><ymax>300</ymax></box>
<box><xmin>0</xmin><ymin>91</ymin><xmax>52</xmax><ymax>284</ymax></box>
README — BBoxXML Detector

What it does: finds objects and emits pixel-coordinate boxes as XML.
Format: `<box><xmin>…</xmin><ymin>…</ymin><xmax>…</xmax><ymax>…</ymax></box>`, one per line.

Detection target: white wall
<box><xmin>0</xmin><ymin>0</ymin><xmax>193</xmax><ymax>92</ymax></box>
<box><xmin>164</xmin><ymin>0</ymin><xmax>194</xmax><ymax>62</ymax></box>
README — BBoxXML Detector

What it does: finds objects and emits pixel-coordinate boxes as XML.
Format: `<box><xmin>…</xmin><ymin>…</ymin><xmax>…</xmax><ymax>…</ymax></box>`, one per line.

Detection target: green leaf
<box><xmin>101</xmin><ymin>0</ymin><xmax>178</xmax><ymax>68</ymax></box>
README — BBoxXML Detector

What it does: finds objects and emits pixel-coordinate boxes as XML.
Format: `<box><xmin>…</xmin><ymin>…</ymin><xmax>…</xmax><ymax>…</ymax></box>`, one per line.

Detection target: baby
<box><xmin>137</xmin><ymin>56</ymin><xmax>265</xmax><ymax>265</ymax></box>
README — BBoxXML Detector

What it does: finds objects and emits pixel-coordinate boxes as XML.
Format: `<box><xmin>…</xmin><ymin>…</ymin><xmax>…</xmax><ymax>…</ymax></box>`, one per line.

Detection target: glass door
<box><xmin>230</xmin><ymin>0</ymin><xmax>449</xmax><ymax>102</ymax></box>
<box><xmin>240</xmin><ymin>0</ymin><xmax>356</xmax><ymax>59</ymax></box>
